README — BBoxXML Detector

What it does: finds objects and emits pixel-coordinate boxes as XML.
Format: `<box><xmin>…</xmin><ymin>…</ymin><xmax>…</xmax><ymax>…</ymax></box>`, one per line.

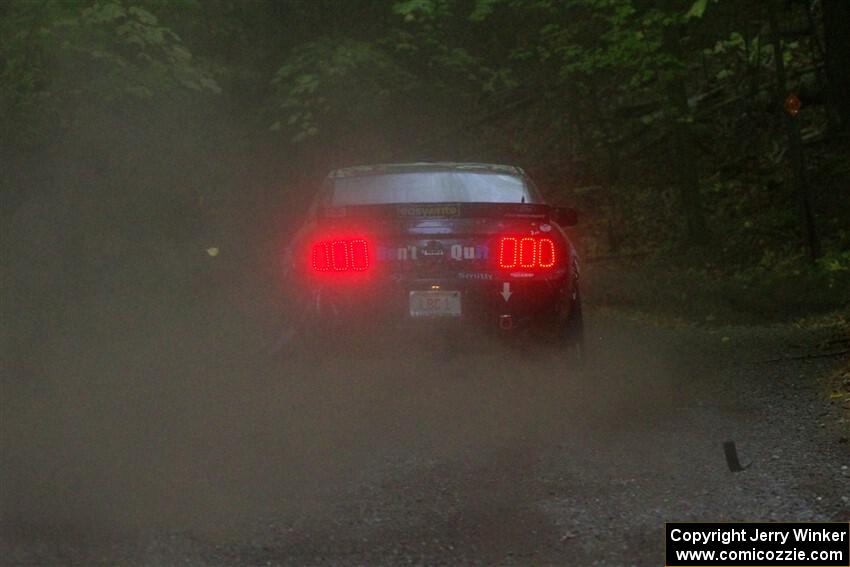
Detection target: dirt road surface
<box><xmin>2</xmin><ymin>308</ymin><xmax>848</xmax><ymax>565</ymax></box>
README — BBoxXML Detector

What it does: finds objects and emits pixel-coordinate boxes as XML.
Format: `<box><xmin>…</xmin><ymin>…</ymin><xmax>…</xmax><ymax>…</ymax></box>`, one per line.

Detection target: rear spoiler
<box><xmin>320</xmin><ymin>203</ymin><xmax>550</xmax><ymax>220</ymax></box>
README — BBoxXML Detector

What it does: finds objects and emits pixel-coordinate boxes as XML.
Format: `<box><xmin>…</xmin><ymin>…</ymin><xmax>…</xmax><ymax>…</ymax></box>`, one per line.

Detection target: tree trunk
<box><xmin>822</xmin><ymin>0</ymin><xmax>850</xmax><ymax>129</ymax></box>
<box><xmin>664</xmin><ymin>25</ymin><xmax>708</xmax><ymax>246</ymax></box>
<box><xmin>768</xmin><ymin>5</ymin><xmax>821</xmax><ymax>262</ymax></box>
<box><xmin>804</xmin><ymin>1</ymin><xmax>836</xmax><ymax>130</ymax></box>
<box><xmin>586</xmin><ymin>81</ymin><xmax>623</xmax><ymax>253</ymax></box>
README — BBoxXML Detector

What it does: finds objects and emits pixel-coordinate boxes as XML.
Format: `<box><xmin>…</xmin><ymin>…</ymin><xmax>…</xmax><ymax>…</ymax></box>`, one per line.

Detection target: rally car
<box><xmin>280</xmin><ymin>162</ymin><xmax>583</xmax><ymax>351</ymax></box>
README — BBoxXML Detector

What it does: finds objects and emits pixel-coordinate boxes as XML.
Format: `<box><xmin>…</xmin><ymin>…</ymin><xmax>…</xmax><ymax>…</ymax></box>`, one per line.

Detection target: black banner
<box><xmin>666</xmin><ymin>522</ymin><xmax>849</xmax><ymax>566</ymax></box>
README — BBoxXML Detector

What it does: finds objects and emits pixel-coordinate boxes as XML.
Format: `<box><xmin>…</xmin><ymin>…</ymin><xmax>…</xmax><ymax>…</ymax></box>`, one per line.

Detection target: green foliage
<box><xmin>392</xmin><ymin>0</ymin><xmax>451</xmax><ymax>20</ymax></box>
<box><xmin>818</xmin><ymin>251</ymin><xmax>850</xmax><ymax>273</ymax></box>
<box><xmin>270</xmin><ymin>37</ymin><xmax>416</xmax><ymax>142</ymax></box>
<box><xmin>685</xmin><ymin>0</ymin><xmax>709</xmax><ymax>20</ymax></box>
<box><xmin>0</xmin><ymin>0</ymin><xmax>219</xmax><ymax>146</ymax></box>
<box><xmin>588</xmin><ymin>258</ymin><xmax>850</xmax><ymax>324</ymax></box>
<box><xmin>1</xmin><ymin>0</ymin><xmax>848</xmax><ymax>318</ymax></box>
<box><xmin>67</xmin><ymin>2</ymin><xmax>221</xmax><ymax>95</ymax></box>
<box><xmin>268</xmin><ymin>4</ymin><xmax>512</xmax><ymax>145</ymax></box>
<box><xmin>469</xmin><ymin>0</ymin><xmax>503</xmax><ymax>22</ymax></box>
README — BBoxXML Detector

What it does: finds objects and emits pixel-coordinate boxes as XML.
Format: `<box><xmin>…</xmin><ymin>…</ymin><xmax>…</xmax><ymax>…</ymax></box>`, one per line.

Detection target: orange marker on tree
<box><xmin>784</xmin><ymin>93</ymin><xmax>801</xmax><ymax>117</ymax></box>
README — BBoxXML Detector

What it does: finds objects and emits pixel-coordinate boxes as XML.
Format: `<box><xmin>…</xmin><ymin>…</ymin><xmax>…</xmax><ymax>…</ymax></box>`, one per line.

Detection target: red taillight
<box><xmin>538</xmin><ymin>238</ymin><xmax>555</xmax><ymax>268</ymax></box>
<box><xmin>310</xmin><ymin>238</ymin><xmax>370</xmax><ymax>273</ymax></box>
<box><xmin>349</xmin><ymin>239</ymin><xmax>369</xmax><ymax>271</ymax></box>
<box><xmin>311</xmin><ymin>241</ymin><xmax>331</xmax><ymax>271</ymax></box>
<box><xmin>498</xmin><ymin>237</ymin><xmax>556</xmax><ymax>269</ymax></box>
<box><xmin>498</xmin><ymin>237</ymin><xmax>517</xmax><ymax>269</ymax></box>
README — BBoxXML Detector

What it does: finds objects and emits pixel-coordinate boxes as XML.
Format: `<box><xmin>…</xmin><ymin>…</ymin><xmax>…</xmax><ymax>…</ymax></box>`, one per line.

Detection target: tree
<box><xmin>0</xmin><ymin>1</ymin><xmax>219</xmax><ymax>152</ymax></box>
<box><xmin>768</xmin><ymin>2</ymin><xmax>820</xmax><ymax>261</ymax></box>
<box><xmin>664</xmin><ymin>20</ymin><xmax>709</xmax><ymax>245</ymax></box>
<box><xmin>821</xmin><ymin>0</ymin><xmax>850</xmax><ymax>130</ymax></box>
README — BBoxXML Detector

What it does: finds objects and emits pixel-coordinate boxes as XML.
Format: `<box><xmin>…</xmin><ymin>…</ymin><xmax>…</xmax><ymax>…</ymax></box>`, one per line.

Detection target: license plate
<box><xmin>409</xmin><ymin>290</ymin><xmax>462</xmax><ymax>317</ymax></box>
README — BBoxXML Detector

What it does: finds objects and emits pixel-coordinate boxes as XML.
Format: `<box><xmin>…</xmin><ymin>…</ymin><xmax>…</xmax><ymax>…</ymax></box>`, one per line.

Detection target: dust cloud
<box><xmin>2</xmin><ymin>298</ymin><xmax>683</xmax><ymax>540</ymax></box>
<box><xmin>0</xmin><ymin>103</ymin><xmax>685</xmax><ymax>553</ymax></box>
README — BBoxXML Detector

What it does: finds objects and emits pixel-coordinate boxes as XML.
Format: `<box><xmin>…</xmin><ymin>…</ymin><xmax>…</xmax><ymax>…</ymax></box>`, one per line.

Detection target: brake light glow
<box><xmin>498</xmin><ymin>237</ymin><xmax>556</xmax><ymax>269</ymax></box>
<box><xmin>311</xmin><ymin>238</ymin><xmax>370</xmax><ymax>272</ymax></box>
<box><xmin>349</xmin><ymin>239</ymin><xmax>369</xmax><ymax>270</ymax></box>
<box><xmin>538</xmin><ymin>238</ymin><xmax>555</xmax><ymax>268</ymax></box>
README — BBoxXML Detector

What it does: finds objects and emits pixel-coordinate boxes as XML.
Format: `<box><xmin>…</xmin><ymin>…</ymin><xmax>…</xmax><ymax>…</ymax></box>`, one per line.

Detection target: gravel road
<box><xmin>2</xmin><ymin>308</ymin><xmax>848</xmax><ymax>566</ymax></box>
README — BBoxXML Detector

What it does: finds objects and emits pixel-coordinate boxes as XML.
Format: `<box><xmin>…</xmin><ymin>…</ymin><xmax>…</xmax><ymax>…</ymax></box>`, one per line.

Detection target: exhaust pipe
<box><xmin>499</xmin><ymin>314</ymin><xmax>513</xmax><ymax>331</ymax></box>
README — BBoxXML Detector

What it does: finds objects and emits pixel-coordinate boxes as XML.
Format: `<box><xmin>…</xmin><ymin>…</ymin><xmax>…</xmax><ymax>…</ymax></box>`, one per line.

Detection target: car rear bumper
<box><xmin>305</xmin><ymin>272</ymin><xmax>572</xmax><ymax>332</ymax></box>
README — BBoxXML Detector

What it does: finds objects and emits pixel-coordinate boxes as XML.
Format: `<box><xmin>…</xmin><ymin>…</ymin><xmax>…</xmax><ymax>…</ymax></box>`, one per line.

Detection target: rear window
<box><xmin>330</xmin><ymin>171</ymin><xmax>541</xmax><ymax>205</ymax></box>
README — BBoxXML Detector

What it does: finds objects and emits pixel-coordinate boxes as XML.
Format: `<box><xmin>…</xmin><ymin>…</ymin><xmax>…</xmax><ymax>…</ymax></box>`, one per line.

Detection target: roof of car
<box><xmin>329</xmin><ymin>162</ymin><xmax>524</xmax><ymax>178</ymax></box>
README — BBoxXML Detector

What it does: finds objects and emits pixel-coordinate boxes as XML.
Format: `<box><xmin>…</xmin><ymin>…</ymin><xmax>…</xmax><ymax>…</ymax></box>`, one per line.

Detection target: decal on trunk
<box><xmin>376</xmin><ymin>244</ymin><xmax>489</xmax><ymax>262</ymax></box>
<box><xmin>450</xmin><ymin>244</ymin><xmax>488</xmax><ymax>261</ymax></box>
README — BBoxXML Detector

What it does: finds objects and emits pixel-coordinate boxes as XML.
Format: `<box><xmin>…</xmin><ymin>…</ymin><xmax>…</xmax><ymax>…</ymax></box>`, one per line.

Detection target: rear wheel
<box><xmin>539</xmin><ymin>270</ymin><xmax>584</xmax><ymax>359</ymax></box>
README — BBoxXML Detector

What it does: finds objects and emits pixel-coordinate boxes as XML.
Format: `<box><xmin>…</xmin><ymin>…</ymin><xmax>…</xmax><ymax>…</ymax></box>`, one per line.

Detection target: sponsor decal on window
<box><xmin>396</xmin><ymin>204</ymin><xmax>461</xmax><ymax>217</ymax></box>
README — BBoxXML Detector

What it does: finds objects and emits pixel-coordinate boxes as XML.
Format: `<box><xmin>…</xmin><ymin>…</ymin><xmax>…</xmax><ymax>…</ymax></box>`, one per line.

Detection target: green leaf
<box><xmin>392</xmin><ymin>0</ymin><xmax>436</xmax><ymax>17</ymax></box>
<box><xmin>128</xmin><ymin>7</ymin><xmax>158</xmax><ymax>26</ymax></box>
<box><xmin>469</xmin><ymin>0</ymin><xmax>501</xmax><ymax>21</ymax></box>
<box><xmin>685</xmin><ymin>0</ymin><xmax>708</xmax><ymax>20</ymax></box>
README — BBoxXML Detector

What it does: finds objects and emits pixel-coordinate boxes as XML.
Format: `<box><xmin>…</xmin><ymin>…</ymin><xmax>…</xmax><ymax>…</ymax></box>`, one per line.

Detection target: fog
<box><xmin>2</xmin><ymin>290</ymin><xmax>682</xmax><ymax>540</ymax></box>
<box><xmin>0</xmin><ymin>93</ymin><xmax>682</xmax><ymax>564</ymax></box>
